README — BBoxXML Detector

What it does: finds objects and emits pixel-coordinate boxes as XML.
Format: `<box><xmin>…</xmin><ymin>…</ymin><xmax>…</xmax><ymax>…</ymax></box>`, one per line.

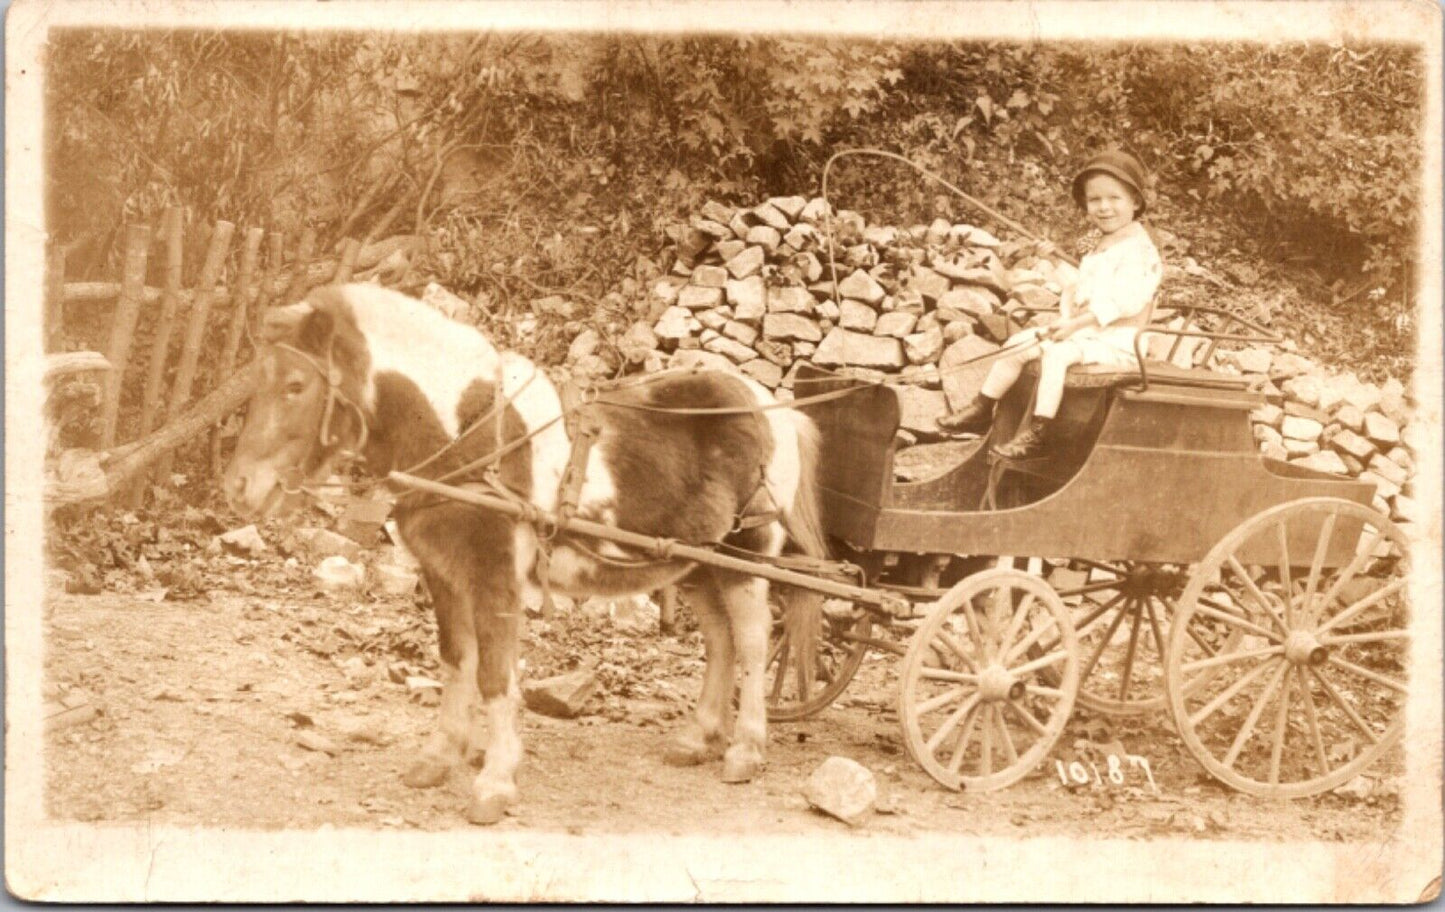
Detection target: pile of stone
<box><xmin>571</xmin><ymin>195</ymin><xmax>1418</xmax><ymax>527</ymax></box>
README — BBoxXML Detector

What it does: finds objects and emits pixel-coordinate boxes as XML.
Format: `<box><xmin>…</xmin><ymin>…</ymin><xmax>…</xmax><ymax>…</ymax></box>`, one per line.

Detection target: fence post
<box><xmin>157</xmin><ymin>219</ymin><xmax>234</xmax><ymax>485</ymax></box>
<box><xmin>211</xmin><ymin>227</ymin><xmax>264</xmax><ymax>474</ymax></box>
<box><xmin>99</xmin><ymin>223</ymin><xmax>153</xmax><ymax>449</ymax></box>
<box><xmin>333</xmin><ymin>238</ymin><xmax>362</xmax><ymax>283</ymax></box>
<box><xmin>283</xmin><ymin>227</ymin><xmax>317</xmax><ymax>303</ymax></box>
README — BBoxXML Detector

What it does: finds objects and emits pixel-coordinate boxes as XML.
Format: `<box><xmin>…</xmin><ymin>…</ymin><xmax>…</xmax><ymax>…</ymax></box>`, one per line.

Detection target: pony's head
<box><xmin>222</xmin><ymin>292</ymin><xmax>370</xmax><ymax>519</ymax></box>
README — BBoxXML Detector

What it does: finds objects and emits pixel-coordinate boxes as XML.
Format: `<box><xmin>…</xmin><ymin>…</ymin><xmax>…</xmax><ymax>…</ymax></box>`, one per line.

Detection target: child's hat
<box><xmin>1072</xmin><ymin>150</ymin><xmax>1149</xmax><ymax>215</ymax></box>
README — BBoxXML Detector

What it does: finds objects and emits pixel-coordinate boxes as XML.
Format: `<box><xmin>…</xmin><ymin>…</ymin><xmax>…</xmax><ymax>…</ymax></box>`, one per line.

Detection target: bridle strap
<box><xmin>272</xmin><ymin>339</ymin><xmax>370</xmax><ymax>460</ymax></box>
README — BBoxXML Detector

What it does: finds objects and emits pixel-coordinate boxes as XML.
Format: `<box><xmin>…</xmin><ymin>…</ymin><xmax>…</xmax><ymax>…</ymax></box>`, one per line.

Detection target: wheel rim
<box><xmin>1166</xmin><ymin>498</ymin><xmax>1410</xmax><ymax>798</ymax></box>
<box><xmin>1048</xmin><ymin>560</ymin><xmax>1240</xmax><ymax>716</ymax></box>
<box><xmin>765</xmin><ymin>589</ymin><xmax>873</xmax><ymax>722</ymax></box>
<box><xmin>900</xmin><ymin>568</ymin><xmax>1080</xmax><ymax>792</ymax></box>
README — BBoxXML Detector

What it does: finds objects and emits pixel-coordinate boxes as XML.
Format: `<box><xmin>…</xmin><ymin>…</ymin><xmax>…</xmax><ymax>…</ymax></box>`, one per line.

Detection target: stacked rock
<box><xmin>611</xmin><ymin>196</ymin><xmax>1418</xmax><ymax>529</ymax></box>
<box><xmin>643</xmin><ymin>195</ymin><xmax>1077</xmax><ymax>438</ymax></box>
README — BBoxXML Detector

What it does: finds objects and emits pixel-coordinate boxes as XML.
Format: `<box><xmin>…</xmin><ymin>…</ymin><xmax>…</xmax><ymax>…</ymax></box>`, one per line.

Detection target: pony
<box><xmin>222</xmin><ymin>283</ymin><xmax>827</xmax><ymax>824</ymax></box>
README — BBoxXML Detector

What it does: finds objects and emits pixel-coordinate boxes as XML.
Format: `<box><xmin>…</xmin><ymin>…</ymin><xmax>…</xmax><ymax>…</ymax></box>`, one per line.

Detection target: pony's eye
<box><xmin>284</xmin><ymin>380</ymin><xmax>306</xmax><ymax>397</ymax></box>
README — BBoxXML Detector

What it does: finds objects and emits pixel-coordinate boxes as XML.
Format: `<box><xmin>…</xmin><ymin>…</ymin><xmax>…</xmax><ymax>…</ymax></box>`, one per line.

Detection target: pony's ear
<box><xmin>260</xmin><ymin>302</ymin><xmax>315</xmax><ymax>342</ymax></box>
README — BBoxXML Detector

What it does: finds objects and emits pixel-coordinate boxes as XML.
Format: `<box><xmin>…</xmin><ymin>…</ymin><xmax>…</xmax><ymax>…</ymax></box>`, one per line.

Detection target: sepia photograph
<box><xmin>6</xmin><ymin>0</ymin><xmax>1441</xmax><ymax>902</ymax></box>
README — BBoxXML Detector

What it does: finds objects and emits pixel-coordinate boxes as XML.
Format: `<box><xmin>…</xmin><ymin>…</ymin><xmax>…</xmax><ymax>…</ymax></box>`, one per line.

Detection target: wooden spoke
<box><xmin>958</xmin><ymin>595</ymin><xmax>986</xmax><ymax>659</ymax></box>
<box><xmin>768</xmin><ymin>627</ymin><xmax>789</xmax><ymax>668</ymax></box>
<box><xmin>1268</xmin><ymin>668</ymin><xmax>1293</xmax><ymax>785</ymax></box>
<box><xmin>1117</xmin><ymin>601</ymin><xmax>1144</xmax><ymax>702</ymax></box>
<box><xmin>1007</xmin><ymin>699</ymin><xmax>1049</xmax><ymax>737</ymax></box>
<box><xmin>1181</xmin><ymin>644</ymin><xmax>1285</xmax><ymax>675</ymax></box>
<box><xmin>1317</xmin><ymin>578</ymin><xmax>1408</xmax><ymax>636</ymax></box>
<box><xmin>1224</xmin><ymin>556</ymin><xmax>1290</xmax><ymax>636</ymax></box>
<box><xmin>1074</xmin><ymin>591</ymin><xmax>1129</xmax><ymax>638</ymax></box>
<box><xmin>1321</xmin><ymin>629</ymin><xmax>1410</xmax><ymax>646</ymax></box>
<box><xmin>980</xmin><ymin>706</ymin><xmax>995</xmax><ymax>777</ymax></box>
<box><xmin>926</xmin><ymin>693</ymin><xmax>980</xmax><ymax>754</ymax></box>
<box><xmin>1309</xmin><ymin>667</ymin><xmax>1381</xmax><ymax>745</ymax></box>
<box><xmin>769</xmin><ymin>634</ymin><xmax>792</xmax><ymax>703</ymax></box>
<box><xmin>936</xmin><ymin>629</ymin><xmax>981</xmax><ymax>673</ymax></box>
<box><xmin>1302</xmin><ymin>512</ymin><xmax>1339</xmax><ymax>621</ymax></box>
<box><xmin>1222</xmin><ymin>661</ymin><xmax>1288</xmax><ymax>769</ymax></box>
<box><xmin>919</xmin><ymin>667</ymin><xmax>979</xmax><ymax>685</ymax></box>
<box><xmin>915</xmin><ymin>684</ymin><xmax>970</xmax><ymax>716</ymax></box>
<box><xmin>1326</xmin><ymin>656</ymin><xmax>1408</xmax><ymax>694</ymax></box>
<box><xmin>1275</xmin><ymin>521</ymin><xmax>1296</xmax><ymax>626</ymax></box>
<box><xmin>1078</xmin><ymin>604</ymin><xmax>1129</xmax><ymax>684</ymax></box>
<box><xmin>1144</xmin><ymin>597</ymin><xmax>1169</xmax><ymax>663</ymax></box>
<box><xmin>1296</xmin><ymin>667</ymin><xmax>1331</xmax><ymax>776</ymax></box>
<box><xmin>1054</xmin><ymin>579</ymin><xmax>1129</xmax><ymax>599</ymax></box>
<box><xmin>1009</xmin><ymin>648</ymin><xmax>1071</xmax><ymax>678</ymax></box>
<box><xmin>1187</xmin><ymin>656</ymin><xmax>1281</xmax><ymax>728</ymax></box>
<box><xmin>946</xmin><ymin>704</ymin><xmax>983</xmax><ymax>776</ymax></box>
<box><xmin>1024</xmin><ymin>683</ymin><xmax>1068</xmax><ymax>700</ymax></box>
<box><xmin>997</xmin><ymin>594</ymin><xmax>1036</xmax><ymax>658</ymax></box>
<box><xmin>1186</xmin><ymin>601</ymin><xmax>1280</xmax><ymax>643</ymax></box>
<box><xmin>1003</xmin><ymin>613</ymin><xmax>1062</xmax><ymax>664</ymax></box>
<box><xmin>995</xmin><ymin>708</ymin><xmax>1019</xmax><ymax>765</ymax></box>
<box><xmin>1317</xmin><ymin>529</ymin><xmax>1383</xmax><ymax>612</ymax></box>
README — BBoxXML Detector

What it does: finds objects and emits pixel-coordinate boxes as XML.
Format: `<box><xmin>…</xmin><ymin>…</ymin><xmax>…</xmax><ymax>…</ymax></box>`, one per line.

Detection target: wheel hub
<box><xmin>979</xmin><ymin>664</ymin><xmax>1021</xmax><ymax>702</ymax></box>
<box><xmin>1284</xmin><ymin>630</ymin><xmax>1328</xmax><ymax>666</ymax></box>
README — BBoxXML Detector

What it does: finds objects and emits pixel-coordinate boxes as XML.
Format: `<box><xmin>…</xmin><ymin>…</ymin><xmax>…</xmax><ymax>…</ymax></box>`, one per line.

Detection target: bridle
<box><xmin>270</xmin><ymin>335</ymin><xmax>371</xmax><ymax>475</ymax></box>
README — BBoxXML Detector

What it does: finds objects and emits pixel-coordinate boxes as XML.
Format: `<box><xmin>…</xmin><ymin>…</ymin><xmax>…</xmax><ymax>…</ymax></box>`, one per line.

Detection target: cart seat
<box><xmin>1020</xmin><ymin>359</ymin><xmax>1253</xmax><ymax>391</ymax></box>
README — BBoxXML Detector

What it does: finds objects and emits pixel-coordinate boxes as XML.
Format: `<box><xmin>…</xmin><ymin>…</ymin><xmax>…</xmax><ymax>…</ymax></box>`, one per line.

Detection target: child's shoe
<box><xmin>936</xmin><ymin>393</ymin><xmax>997</xmax><ymax>436</ymax></box>
<box><xmin>993</xmin><ymin>415</ymin><xmax>1051</xmax><ymax>460</ymax></box>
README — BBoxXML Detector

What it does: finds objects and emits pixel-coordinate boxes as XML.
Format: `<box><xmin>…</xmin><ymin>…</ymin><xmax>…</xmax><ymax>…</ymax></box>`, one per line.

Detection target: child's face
<box><xmin>1081</xmin><ymin>173</ymin><xmax>1139</xmax><ymax>235</ymax></box>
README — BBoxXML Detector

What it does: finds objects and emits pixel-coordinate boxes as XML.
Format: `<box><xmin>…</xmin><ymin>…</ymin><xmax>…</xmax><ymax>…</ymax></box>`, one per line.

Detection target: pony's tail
<box><xmin>781</xmin><ymin>410</ymin><xmax>829</xmax><ymax>559</ymax></box>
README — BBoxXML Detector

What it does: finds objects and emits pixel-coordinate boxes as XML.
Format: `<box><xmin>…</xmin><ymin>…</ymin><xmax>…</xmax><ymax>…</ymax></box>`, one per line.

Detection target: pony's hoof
<box><xmin>466</xmin><ymin>789</ymin><xmax>515</xmax><ymax>826</ymax></box>
<box><xmin>402</xmin><ymin>756</ymin><xmax>452</xmax><ymax>789</ymax></box>
<box><xmin>721</xmin><ymin>747</ymin><xmax>763</xmax><ymax>784</ymax></box>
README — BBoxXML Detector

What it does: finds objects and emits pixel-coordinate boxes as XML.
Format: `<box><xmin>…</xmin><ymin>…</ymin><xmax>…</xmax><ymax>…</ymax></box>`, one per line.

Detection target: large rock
<box><xmin>890</xmin><ymin>386</ymin><xmax>949</xmax><ymax>435</ymax></box>
<box><xmin>618</xmin><ymin>322</ymin><xmax>659</xmax><ymax>364</ymax></box>
<box><xmin>1251</xmin><ymin>403</ymin><xmax>1284</xmax><ymax>428</ymax></box>
<box><xmin>726</xmin><ymin>276</ymin><xmax>767</xmax><ymax>323</ymax></box>
<box><xmin>1379</xmin><ymin>377</ymin><xmax>1409</xmax><ymax>423</ymax></box>
<box><xmin>219</xmin><ymin>525</ymin><xmax>267</xmax><ymax>557</ymax></box>
<box><xmin>804</xmin><ymin>756</ymin><xmax>877</xmax><ymax>826</ymax></box>
<box><xmin>1357</xmin><ymin>469</ymin><xmax>1401</xmax><ymax>500</ymax></box>
<box><xmin>837</xmin><ymin>270</ymin><xmax>886</xmax><ymax>306</ymax></box>
<box><xmin>523</xmin><ymin>669</ymin><xmax>598</xmax><ymax>719</ymax></box>
<box><xmin>907</xmin><ymin>266</ymin><xmax>951</xmax><ymax>303</ymax></box>
<box><xmin>936</xmin><ymin>286</ymin><xmax>1001</xmax><ymax>321</ymax></box>
<box><xmin>1234</xmin><ymin>347</ymin><xmax>1273</xmax><ymax>374</ymax></box>
<box><xmin>740</xmin><ymin>359</ymin><xmax>783</xmax><ymax>389</ymax></box>
<box><xmin>768</xmin><ymin>285</ymin><xmax>816</xmax><ymax>315</ymax></box>
<box><xmin>1334</xmin><ymin>404</ymin><xmax>1366</xmax><ymax>434</ymax></box>
<box><xmin>763</xmin><ymin>313</ymin><xmax>822</xmax><ymax>343</ymax></box>
<box><xmin>1281</xmin><ymin>375</ymin><xmax>1322</xmax><ymax>409</ymax></box>
<box><xmin>668</xmin><ymin>349</ymin><xmax>735</xmax><ymax>373</ymax></box>
<box><xmin>1292</xmin><ymin>450</ymin><xmax>1348</xmax><ymax>476</ymax></box>
<box><xmin>875</xmin><ymin>312</ymin><xmax>918</xmax><ymax>338</ymax></box>
<box><xmin>1363</xmin><ymin>412</ymin><xmax>1401</xmax><ymax>446</ymax></box>
<box><xmin>746</xmin><ymin>224</ymin><xmax>783</xmax><ymax>252</ymax></box>
<box><xmin>1284</xmin><ymin>437</ymin><xmax>1320</xmax><ymax>457</ymax></box>
<box><xmin>722</xmin><ymin>320</ymin><xmax>759</xmax><ymax>347</ymax></box>
<box><xmin>298</xmin><ymin>527</ymin><xmax>362</xmax><ymax>563</ymax></box>
<box><xmin>752</xmin><ymin>201</ymin><xmax>792</xmax><ymax>231</ymax></box>
<box><xmin>1329</xmin><ymin>429</ymin><xmax>1377</xmax><ymax>463</ymax></box>
<box><xmin>703</xmin><ymin>335</ymin><xmax>757</xmax><ymax>364</ymax></box>
<box><xmin>696</xmin><ymin>308</ymin><xmax>727</xmax><ymax>332</ymax></box>
<box><xmin>677</xmin><ymin>285</ymin><xmax>724</xmax><ymax>310</ymax></box>
<box><xmin>755</xmin><ymin>340</ymin><xmax>793</xmax><ymax>366</ymax></box>
<box><xmin>725</xmin><ymin>245</ymin><xmax>766</xmax><ymax>279</ymax></box>
<box><xmin>1281</xmin><ymin>415</ymin><xmax>1324</xmax><ymax>442</ymax></box>
<box><xmin>768</xmin><ymin>195</ymin><xmax>807</xmax><ymax>220</ymax></box>
<box><xmin>313</xmin><ymin>556</ymin><xmax>365</xmax><ymax>592</ymax></box>
<box><xmin>691</xmin><ymin>264</ymin><xmax>729</xmax><ymax>288</ymax></box>
<box><xmin>1340</xmin><ymin>380</ymin><xmax>1383</xmax><ymax>415</ymax></box>
<box><xmin>814</xmin><ymin>329</ymin><xmax>905</xmax><ymax>369</ymax></box>
<box><xmin>904</xmin><ymin>326</ymin><xmax>946</xmax><ymax>365</ymax></box>
<box><xmin>1011</xmin><ymin>284</ymin><xmax>1060</xmax><ymax>309</ymax></box>
<box><xmin>654</xmin><ymin>305</ymin><xmax>693</xmax><ymax>341</ymax></box>
<box><xmin>838</xmin><ymin>300</ymin><xmax>878</xmax><ymax>332</ymax></box>
<box><xmin>939</xmin><ymin>335</ymin><xmax>1001</xmax><ymax>410</ymax></box>
<box><xmin>1367</xmin><ymin>453</ymin><xmax>1409</xmax><ymax>488</ymax></box>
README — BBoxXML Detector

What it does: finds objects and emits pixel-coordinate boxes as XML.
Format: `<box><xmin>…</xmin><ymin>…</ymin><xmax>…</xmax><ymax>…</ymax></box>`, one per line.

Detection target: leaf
<box><xmin>1006</xmin><ymin>89</ymin><xmax>1030</xmax><ymax>109</ymax></box>
<box><xmin>975</xmin><ymin>94</ymin><xmax>994</xmax><ymax>124</ymax></box>
<box><xmin>951</xmin><ymin>115</ymin><xmax>974</xmax><ymax>139</ymax></box>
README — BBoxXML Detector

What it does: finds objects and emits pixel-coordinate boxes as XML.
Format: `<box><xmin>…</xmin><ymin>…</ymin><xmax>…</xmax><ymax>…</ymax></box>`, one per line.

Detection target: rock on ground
<box><xmin>523</xmin><ymin>669</ymin><xmax>599</xmax><ymax>719</ymax></box>
<box><xmin>804</xmin><ymin>756</ymin><xmax>878</xmax><ymax>826</ymax></box>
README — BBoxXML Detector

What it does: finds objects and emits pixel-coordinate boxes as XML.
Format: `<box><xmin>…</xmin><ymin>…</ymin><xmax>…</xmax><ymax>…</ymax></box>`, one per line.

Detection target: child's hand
<box><xmin>1037</xmin><ymin>240</ymin><xmax>1060</xmax><ymax>259</ymax></box>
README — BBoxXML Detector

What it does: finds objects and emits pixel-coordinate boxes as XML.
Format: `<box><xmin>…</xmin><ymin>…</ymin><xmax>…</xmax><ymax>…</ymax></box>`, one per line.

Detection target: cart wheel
<box><xmin>765</xmin><ymin>588</ymin><xmax>873</xmax><ymax>722</ymax></box>
<box><xmin>1046</xmin><ymin>561</ymin><xmax>1240</xmax><ymax>716</ymax></box>
<box><xmin>1166</xmin><ymin>498</ymin><xmax>1410</xmax><ymax>798</ymax></box>
<box><xmin>900</xmin><ymin>568</ymin><xmax>1080</xmax><ymax>792</ymax></box>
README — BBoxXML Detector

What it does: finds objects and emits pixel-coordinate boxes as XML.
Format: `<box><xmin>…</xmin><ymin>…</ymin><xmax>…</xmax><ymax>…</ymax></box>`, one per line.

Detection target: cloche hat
<box><xmin>1072</xmin><ymin>150</ymin><xmax>1149</xmax><ymax>215</ymax></box>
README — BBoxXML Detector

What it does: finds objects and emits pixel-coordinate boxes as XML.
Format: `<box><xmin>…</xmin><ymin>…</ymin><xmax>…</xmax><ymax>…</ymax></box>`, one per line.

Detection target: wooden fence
<box><xmin>45</xmin><ymin>207</ymin><xmax>400</xmax><ymax>508</ymax></box>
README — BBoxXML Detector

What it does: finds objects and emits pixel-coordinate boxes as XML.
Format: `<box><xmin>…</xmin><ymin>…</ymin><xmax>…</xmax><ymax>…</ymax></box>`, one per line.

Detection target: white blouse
<box><xmin>1064</xmin><ymin>222</ymin><xmax>1164</xmax><ymax>352</ymax></box>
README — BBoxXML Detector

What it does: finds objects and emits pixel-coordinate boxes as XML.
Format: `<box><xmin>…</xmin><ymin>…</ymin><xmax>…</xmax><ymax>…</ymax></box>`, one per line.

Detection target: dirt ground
<box><xmin>42</xmin><ymin>581</ymin><xmax>1403</xmax><ymax>841</ymax></box>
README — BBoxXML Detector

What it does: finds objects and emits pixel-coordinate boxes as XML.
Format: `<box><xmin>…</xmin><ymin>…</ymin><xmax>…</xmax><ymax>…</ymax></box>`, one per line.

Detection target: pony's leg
<box><xmin>465</xmin><ymin>527</ymin><xmax>527</xmax><ymax>825</ymax></box>
<box><xmin>402</xmin><ymin>568</ymin><xmax>478</xmax><ymax>789</ymax></box>
<box><xmin>664</xmin><ymin>577</ymin><xmax>734</xmax><ymax>766</ymax></box>
<box><xmin>719</xmin><ymin>572</ymin><xmax>772</xmax><ymax>783</ymax></box>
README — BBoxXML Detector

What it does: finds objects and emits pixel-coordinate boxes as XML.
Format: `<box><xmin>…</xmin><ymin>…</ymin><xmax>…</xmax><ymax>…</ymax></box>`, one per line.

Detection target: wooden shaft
<box><xmin>99</xmin><ymin>222</ymin><xmax>153</xmax><ymax>448</ymax></box>
<box><xmin>169</xmin><ymin>220</ymin><xmax>236</xmax><ymax>411</ymax></box>
<box><xmin>388</xmin><ymin>471</ymin><xmax>899</xmax><ymax>609</ymax></box>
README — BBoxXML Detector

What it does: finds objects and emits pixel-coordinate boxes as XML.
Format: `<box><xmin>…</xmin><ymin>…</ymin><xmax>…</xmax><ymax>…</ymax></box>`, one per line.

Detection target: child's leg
<box><xmin>980</xmin><ymin>330</ymin><xmax>1043</xmax><ymax>400</ymax></box>
<box><xmin>1034</xmin><ymin>340</ymin><xmax>1085</xmax><ymax>418</ymax></box>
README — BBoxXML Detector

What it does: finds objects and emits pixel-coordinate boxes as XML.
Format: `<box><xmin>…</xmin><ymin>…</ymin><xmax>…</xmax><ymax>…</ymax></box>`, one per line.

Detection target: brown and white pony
<box><xmin>222</xmin><ymin>283</ymin><xmax>826</xmax><ymax>824</ymax></box>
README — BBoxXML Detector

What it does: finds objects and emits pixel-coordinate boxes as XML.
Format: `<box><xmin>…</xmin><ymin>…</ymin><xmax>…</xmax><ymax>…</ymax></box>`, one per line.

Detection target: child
<box><xmin>937</xmin><ymin>150</ymin><xmax>1163</xmax><ymax>459</ymax></box>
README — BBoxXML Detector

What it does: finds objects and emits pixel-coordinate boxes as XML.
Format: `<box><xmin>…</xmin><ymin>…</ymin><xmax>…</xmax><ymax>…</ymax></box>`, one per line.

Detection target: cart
<box><xmin>390</xmin><ymin>309</ymin><xmax>1411</xmax><ymax>800</ymax></box>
